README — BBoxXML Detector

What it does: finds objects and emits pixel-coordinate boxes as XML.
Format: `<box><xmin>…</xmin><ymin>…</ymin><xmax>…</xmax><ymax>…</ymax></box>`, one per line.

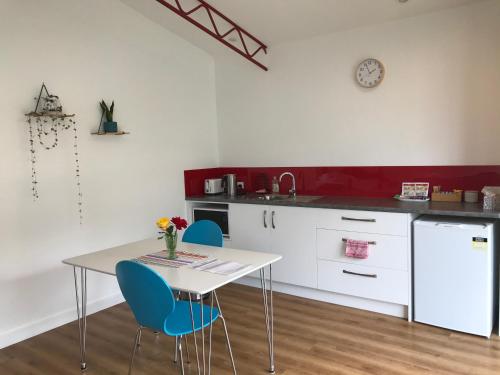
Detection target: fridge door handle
<box><xmin>434</xmin><ymin>222</ymin><xmax>488</xmax><ymax>229</ymax></box>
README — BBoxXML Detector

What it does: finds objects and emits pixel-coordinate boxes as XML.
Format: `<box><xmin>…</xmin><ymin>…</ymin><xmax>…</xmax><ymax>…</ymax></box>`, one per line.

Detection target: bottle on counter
<box><xmin>272</xmin><ymin>176</ymin><xmax>279</xmax><ymax>194</ymax></box>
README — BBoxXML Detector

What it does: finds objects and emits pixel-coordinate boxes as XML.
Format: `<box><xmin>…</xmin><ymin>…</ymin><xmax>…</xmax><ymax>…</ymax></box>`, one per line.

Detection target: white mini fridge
<box><xmin>414</xmin><ymin>216</ymin><xmax>496</xmax><ymax>337</ymax></box>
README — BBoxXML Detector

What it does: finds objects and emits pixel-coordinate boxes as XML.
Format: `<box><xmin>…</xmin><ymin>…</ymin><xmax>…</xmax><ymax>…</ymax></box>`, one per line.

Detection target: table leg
<box><xmin>189</xmin><ymin>293</ymin><xmax>201</xmax><ymax>375</ymax></box>
<box><xmin>213</xmin><ymin>291</ymin><xmax>237</xmax><ymax>374</ymax></box>
<box><xmin>73</xmin><ymin>266</ymin><xmax>88</xmax><ymax>371</ymax></box>
<box><xmin>200</xmin><ymin>297</ymin><xmax>206</xmax><ymax>374</ymax></box>
<box><xmin>208</xmin><ymin>291</ymin><xmax>214</xmax><ymax>375</ymax></box>
<box><xmin>260</xmin><ymin>265</ymin><xmax>275</xmax><ymax>374</ymax></box>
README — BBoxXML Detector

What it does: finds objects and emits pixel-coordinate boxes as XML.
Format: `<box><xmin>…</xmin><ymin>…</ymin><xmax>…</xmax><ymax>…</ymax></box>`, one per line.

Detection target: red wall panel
<box><xmin>185</xmin><ymin>165</ymin><xmax>500</xmax><ymax>198</ymax></box>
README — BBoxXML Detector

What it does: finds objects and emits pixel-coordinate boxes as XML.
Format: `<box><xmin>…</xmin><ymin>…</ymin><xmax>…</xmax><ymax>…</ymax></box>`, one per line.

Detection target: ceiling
<box><xmin>122</xmin><ymin>0</ymin><xmax>484</xmax><ymax>55</ymax></box>
<box><xmin>207</xmin><ymin>0</ymin><xmax>483</xmax><ymax>45</ymax></box>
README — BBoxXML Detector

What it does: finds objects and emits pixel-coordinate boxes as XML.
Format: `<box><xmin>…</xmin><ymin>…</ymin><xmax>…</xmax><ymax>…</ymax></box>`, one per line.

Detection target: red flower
<box><xmin>171</xmin><ymin>216</ymin><xmax>188</xmax><ymax>231</ymax></box>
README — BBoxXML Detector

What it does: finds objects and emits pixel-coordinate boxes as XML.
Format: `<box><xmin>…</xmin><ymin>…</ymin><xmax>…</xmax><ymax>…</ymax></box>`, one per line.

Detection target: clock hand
<box><xmin>364</xmin><ymin>63</ymin><xmax>374</xmax><ymax>74</ymax></box>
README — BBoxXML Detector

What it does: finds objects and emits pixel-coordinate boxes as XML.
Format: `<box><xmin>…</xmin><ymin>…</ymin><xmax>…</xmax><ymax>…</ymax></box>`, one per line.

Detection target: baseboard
<box><xmin>235</xmin><ymin>277</ymin><xmax>407</xmax><ymax>319</ymax></box>
<box><xmin>0</xmin><ymin>293</ymin><xmax>124</xmax><ymax>350</ymax></box>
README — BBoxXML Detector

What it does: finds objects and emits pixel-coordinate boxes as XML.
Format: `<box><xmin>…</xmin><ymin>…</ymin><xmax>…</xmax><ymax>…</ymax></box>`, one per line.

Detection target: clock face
<box><xmin>356</xmin><ymin>58</ymin><xmax>385</xmax><ymax>88</ymax></box>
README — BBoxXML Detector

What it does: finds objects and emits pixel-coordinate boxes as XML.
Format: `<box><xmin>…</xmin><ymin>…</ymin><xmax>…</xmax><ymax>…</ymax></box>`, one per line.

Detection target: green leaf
<box><xmin>99</xmin><ymin>100</ymin><xmax>114</xmax><ymax>122</ymax></box>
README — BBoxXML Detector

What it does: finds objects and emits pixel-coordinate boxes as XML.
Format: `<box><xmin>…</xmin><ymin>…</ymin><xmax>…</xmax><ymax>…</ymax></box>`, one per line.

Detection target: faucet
<box><xmin>279</xmin><ymin>172</ymin><xmax>296</xmax><ymax>198</ymax></box>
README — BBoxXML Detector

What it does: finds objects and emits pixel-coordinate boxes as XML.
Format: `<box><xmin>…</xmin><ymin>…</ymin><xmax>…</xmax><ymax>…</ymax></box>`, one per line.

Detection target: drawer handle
<box><xmin>341</xmin><ymin>216</ymin><xmax>376</xmax><ymax>223</ymax></box>
<box><xmin>342</xmin><ymin>238</ymin><xmax>376</xmax><ymax>245</ymax></box>
<box><xmin>263</xmin><ymin>210</ymin><xmax>267</xmax><ymax>228</ymax></box>
<box><xmin>271</xmin><ymin>210</ymin><xmax>276</xmax><ymax>229</ymax></box>
<box><xmin>343</xmin><ymin>270</ymin><xmax>378</xmax><ymax>278</ymax></box>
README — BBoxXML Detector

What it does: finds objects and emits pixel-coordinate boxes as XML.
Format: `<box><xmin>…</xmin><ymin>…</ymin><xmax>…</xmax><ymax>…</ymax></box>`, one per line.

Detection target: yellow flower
<box><xmin>156</xmin><ymin>217</ymin><xmax>170</xmax><ymax>231</ymax></box>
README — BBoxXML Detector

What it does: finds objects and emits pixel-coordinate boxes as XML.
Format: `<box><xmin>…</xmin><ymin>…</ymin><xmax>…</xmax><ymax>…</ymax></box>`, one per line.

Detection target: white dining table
<box><xmin>62</xmin><ymin>237</ymin><xmax>281</xmax><ymax>374</ymax></box>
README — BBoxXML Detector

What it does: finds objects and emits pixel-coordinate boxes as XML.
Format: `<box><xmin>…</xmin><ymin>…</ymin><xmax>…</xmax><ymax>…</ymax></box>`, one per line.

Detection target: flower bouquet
<box><xmin>156</xmin><ymin>216</ymin><xmax>188</xmax><ymax>260</ymax></box>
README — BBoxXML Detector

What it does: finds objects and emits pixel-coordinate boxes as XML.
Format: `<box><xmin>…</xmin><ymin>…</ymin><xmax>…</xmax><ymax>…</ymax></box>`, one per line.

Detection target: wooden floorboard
<box><xmin>2</xmin><ymin>283</ymin><xmax>500</xmax><ymax>374</ymax></box>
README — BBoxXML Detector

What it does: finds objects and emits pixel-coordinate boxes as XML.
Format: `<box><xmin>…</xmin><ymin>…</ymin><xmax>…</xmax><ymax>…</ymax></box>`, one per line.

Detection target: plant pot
<box><xmin>103</xmin><ymin>121</ymin><xmax>117</xmax><ymax>133</ymax></box>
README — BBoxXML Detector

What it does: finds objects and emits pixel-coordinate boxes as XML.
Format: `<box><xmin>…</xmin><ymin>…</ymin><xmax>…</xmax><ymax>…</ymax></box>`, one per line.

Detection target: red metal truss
<box><xmin>155</xmin><ymin>0</ymin><xmax>268</xmax><ymax>71</ymax></box>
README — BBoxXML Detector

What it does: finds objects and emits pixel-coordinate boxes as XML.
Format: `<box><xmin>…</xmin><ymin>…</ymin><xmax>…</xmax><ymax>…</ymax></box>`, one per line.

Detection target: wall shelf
<box><xmin>25</xmin><ymin>111</ymin><xmax>75</xmax><ymax>119</ymax></box>
<box><xmin>91</xmin><ymin>131</ymin><xmax>130</xmax><ymax>135</ymax></box>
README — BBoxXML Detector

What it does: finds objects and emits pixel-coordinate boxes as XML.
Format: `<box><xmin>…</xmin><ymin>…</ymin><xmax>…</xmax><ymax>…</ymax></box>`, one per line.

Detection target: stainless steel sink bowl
<box><xmin>256</xmin><ymin>194</ymin><xmax>289</xmax><ymax>201</ymax></box>
<box><xmin>287</xmin><ymin>195</ymin><xmax>322</xmax><ymax>203</ymax></box>
<box><xmin>255</xmin><ymin>194</ymin><xmax>321</xmax><ymax>203</ymax></box>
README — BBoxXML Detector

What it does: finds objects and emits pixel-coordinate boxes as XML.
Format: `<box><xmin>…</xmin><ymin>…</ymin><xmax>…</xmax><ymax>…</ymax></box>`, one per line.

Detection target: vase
<box><xmin>165</xmin><ymin>232</ymin><xmax>178</xmax><ymax>260</ymax></box>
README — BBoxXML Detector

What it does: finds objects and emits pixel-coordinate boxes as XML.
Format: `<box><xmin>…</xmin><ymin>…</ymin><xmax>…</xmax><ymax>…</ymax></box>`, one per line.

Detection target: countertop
<box><xmin>186</xmin><ymin>194</ymin><xmax>500</xmax><ymax>219</ymax></box>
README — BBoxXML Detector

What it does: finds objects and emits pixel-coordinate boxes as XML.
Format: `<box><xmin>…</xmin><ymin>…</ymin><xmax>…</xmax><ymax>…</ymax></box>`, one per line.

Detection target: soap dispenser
<box><xmin>272</xmin><ymin>176</ymin><xmax>279</xmax><ymax>194</ymax></box>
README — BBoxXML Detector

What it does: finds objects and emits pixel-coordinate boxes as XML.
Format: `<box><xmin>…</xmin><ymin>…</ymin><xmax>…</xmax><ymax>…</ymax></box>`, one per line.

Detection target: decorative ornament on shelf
<box><xmin>156</xmin><ymin>216</ymin><xmax>188</xmax><ymax>260</ymax></box>
<box><xmin>92</xmin><ymin>100</ymin><xmax>129</xmax><ymax>135</ymax></box>
<box><xmin>25</xmin><ymin>83</ymin><xmax>83</xmax><ymax>223</ymax></box>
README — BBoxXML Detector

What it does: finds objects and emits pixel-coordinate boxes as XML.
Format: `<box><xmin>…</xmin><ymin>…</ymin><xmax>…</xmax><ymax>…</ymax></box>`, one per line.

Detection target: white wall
<box><xmin>0</xmin><ymin>0</ymin><xmax>218</xmax><ymax>348</ymax></box>
<box><xmin>215</xmin><ymin>0</ymin><xmax>500</xmax><ymax>167</ymax></box>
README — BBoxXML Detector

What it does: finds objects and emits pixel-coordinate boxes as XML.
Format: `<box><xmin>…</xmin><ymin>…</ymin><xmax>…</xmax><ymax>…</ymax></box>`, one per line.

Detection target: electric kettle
<box><xmin>222</xmin><ymin>174</ymin><xmax>237</xmax><ymax>197</ymax></box>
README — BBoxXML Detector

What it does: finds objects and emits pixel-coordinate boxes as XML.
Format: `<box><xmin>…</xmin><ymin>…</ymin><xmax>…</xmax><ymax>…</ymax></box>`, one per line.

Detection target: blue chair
<box><xmin>182</xmin><ymin>220</ymin><xmax>223</xmax><ymax>248</ymax></box>
<box><xmin>116</xmin><ymin>260</ymin><xmax>219</xmax><ymax>375</ymax></box>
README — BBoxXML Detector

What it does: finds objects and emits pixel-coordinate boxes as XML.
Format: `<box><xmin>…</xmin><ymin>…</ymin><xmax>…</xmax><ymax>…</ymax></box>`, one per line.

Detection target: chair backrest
<box><xmin>116</xmin><ymin>260</ymin><xmax>175</xmax><ymax>332</ymax></box>
<box><xmin>182</xmin><ymin>220</ymin><xmax>223</xmax><ymax>247</ymax></box>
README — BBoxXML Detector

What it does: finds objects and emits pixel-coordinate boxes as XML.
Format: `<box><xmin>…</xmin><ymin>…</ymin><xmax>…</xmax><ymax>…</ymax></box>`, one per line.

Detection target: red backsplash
<box><xmin>184</xmin><ymin>166</ymin><xmax>500</xmax><ymax>198</ymax></box>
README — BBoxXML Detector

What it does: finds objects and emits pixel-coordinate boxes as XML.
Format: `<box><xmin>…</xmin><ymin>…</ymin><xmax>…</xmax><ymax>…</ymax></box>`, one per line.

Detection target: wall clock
<box><xmin>356</xmin><ymin>58</ymin><xmax>385</xmax><ymax>88</ymax></box>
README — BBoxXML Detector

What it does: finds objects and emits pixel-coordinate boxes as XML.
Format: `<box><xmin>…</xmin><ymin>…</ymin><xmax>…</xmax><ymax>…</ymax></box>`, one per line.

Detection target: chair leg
<box><xmin>173</xmin><ymin>290</ymin><xmax>182</xmax><ymax>363</ymax></box>
<box><xmin>184</xmin><ymin>334</ymin><xmax>190</xmax><ymax>363</ymax></box>
<box><xmin>128</xmin><ymin>326</ymin><xmax>142</xmax><ymax>375</ymax></box>
<box><xmin>174</xmin><ymin>336</ymin><xmax>179</xmax><ymax>363</ymax></box>
<box><xmin>178</xmin><ymin>335</ymin><xmax>185</xmax><ymax>375</ymax></box>
<box><xmin>136</xmin><ymin>327</ymin><xmax>142</xmax><ymax>347</ymax></box>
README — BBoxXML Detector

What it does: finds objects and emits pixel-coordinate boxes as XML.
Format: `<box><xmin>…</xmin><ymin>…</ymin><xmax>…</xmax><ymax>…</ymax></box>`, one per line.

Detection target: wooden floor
<box><xmin>2</xmin><ymin>283</ymin><xmax>500</xmax><ymax>374</ymax></box>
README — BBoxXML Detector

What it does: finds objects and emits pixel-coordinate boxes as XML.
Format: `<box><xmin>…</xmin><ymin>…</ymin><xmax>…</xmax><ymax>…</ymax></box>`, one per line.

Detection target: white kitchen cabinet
<box><xmin>316</xmin><ymin>208</ymin><xmax>412</xmax><ymax>312</ymax></box>
<box><xmin>317</xmin><ymin>229</ymin><xmax>408</xmax><ymax>271</ymax></box>
<box><xmin>229</xmin><ymin>203</ymin><xmax>317</xmax><ymax>288</ymax></box>
<box><xmin>317</xmin><ymin>260</ymin><xmax>408</xmax><ymax>305</ymax></box>
<box><xmin>270</xmin><ymin>206</ymin><xmax>318</xmax><ymax>288</ymax></box>
<box><xmin>229</xmin><ymin>203</ymin><xmax>271</xmax><ymax>252</ymax></box>
<box><xmin>316</xmin><ymin>209</ymin><xmax>408</xmax><ymax>236</ymax></box>
<box><xmin>191</xmin><ymin>197</ymin><xmax>414</xmax><ymax>319</ymax></box>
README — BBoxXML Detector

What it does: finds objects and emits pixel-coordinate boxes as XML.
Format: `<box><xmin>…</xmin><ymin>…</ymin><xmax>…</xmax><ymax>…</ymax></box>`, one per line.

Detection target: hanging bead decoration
<box><xmin>72</xmin><ymin>118</ymin><xmax>83</xmax><ymax>224</ymax></box>
<box><xmin>25</xmin><ymin>83</ymin><xmax>83</xmax><ymax>223</ymax></box>
<box><xmin>27</xmin><ymin>117</ymin><xmax>39</xmax><ymax>200</ymax></box>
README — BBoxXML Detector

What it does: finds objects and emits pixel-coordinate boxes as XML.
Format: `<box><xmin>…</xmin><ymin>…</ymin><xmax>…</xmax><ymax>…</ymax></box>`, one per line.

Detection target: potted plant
<box><xmin>99</xmin><ymin>100</ymin><xmax>117</xmax><ymax>133</ymax></box>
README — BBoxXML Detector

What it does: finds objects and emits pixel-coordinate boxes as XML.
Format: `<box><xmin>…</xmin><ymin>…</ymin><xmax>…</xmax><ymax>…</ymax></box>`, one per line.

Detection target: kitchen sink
<box><xmin>255</xmin><ymin>194</ymin><xmax>321</xmax><ymax>203</ymax></box>
<box><xmin>288</xmin><ymin>195</ymin><xmax>322</xmax><ymax>203</ymax></box>
<box><xmin>256</xmin><ymin>194</ymin><xmax>289</xmax><ymax>201</ymax></box>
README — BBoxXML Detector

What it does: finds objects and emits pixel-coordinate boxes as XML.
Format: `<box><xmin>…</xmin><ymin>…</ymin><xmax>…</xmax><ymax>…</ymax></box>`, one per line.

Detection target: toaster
<box><xmin>204</xmin><ymin>178</ymin><xmax>223</xmax><ymax>195</ymax></box>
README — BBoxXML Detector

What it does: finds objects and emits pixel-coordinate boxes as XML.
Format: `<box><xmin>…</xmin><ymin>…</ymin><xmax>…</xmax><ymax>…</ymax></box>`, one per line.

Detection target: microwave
<box><xmin>192</xmin><ymin>207</ymin><xmax>229</xmax><ymax>238</ymax></box>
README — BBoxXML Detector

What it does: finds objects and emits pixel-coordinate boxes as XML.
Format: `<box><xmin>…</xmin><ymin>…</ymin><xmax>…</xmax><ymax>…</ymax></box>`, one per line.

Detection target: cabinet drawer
<box><xmin>318</xmin><ymin>260</ymin><xmax>408</xmax><ymax>305</ymax></box>
<box><xmin>317</xmin><ymin>229</ymin><xmax>408</xmax><ymax>271</ymax></box>
<box><xmin>316</xmin><ymin>209</ymin><xmax>408</xmax><ymax>236</ymax></box>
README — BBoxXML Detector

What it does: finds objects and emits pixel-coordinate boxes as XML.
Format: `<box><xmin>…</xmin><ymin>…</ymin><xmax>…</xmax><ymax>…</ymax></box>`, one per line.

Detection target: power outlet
<box><xmin>237</xmin><ymin>181</ymin><xmax>245</xmax><ymax>190</ymax></box>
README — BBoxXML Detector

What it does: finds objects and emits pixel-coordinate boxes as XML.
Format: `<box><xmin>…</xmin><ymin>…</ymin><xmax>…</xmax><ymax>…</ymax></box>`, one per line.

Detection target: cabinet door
<box><xmin>270</xmin><ymin>206</ymin><xmax>317</xmax><ymax>288</ymax></box>
<box><xmin>228</xmin><ymin>204</ymin><xmax>271</xmax><ymax>253</ymax></box>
